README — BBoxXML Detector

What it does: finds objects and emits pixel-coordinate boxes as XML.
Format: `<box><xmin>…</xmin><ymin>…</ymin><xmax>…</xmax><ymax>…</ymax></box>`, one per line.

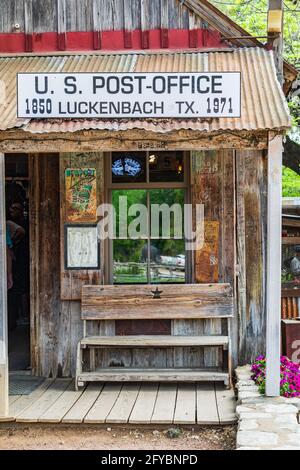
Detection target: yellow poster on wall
<box><xmin>195</xmin><ymin>221</ymin><xmax>219</xmax><ymax>283</ymax></box>
<box><xmin>65</xmin><ymin>168</ymin><xmax>97</xmax><ymax>222</ymax></box>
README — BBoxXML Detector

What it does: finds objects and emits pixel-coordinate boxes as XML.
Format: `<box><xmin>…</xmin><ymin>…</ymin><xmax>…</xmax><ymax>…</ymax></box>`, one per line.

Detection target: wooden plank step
<box><xmin>173</xmin><ymin>384</ymin><xmax>196</xmax><ymax>424</ymax></box>
<box><xmin>9</xmin><ymin>378</ymin><xmax>54</xmax><ymax>419</ymax></box>
<box><xmin>77</xmin><ymin>369</ymin><xmax>228</xmax><ymax>383</ymax></box>
<box><xmin>38</xmin><ymin>380</ymin><xmax>85</xmax><ymax>423</ymax></box>
<box><xmin>129</xmin><ymin>383</ymin><xmax>159</xmax><ymax>424</ymax></box>
<box><xmin>106</xmin><ymin>384</ymin><xmax>140</xmax><ymax>424</ymax></box>
<box><xmin>196</xmin><ymin>383</ymin><xmax>219</xmax><ymax>425</ymax></box>
<box><xmin>16</xmin><ymin>379</ymin><xmax>72</xmax><ymax>423</ymax></box>
<box><xmin>151</xmin><ymin>384</ymin><xmax>177</xmax><ymax>424</ymax></box>
<box><xmin>84</xmin><ymin>383</ymin><xmax>122</xmax><ymax>424</ymax></box>
<box><xmin>81</xmin><ymin>335</ymin><xmax>229</xmax><ymax>348</ymax></box>
<box><xmin>215</xmin><ymin>382</ymin><xmax>237</xmax><ymax>424</ymax></box>
<box><xmin>62</xmin><ymin>383</ymin><xmax>103</xmax><ymax>424</ymax></box>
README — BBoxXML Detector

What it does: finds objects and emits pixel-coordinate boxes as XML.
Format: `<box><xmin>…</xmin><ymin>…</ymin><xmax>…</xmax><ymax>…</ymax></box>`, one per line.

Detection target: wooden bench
<box><xmin>76</xmin><ymin>283</ymin><xmax>234</xmax><ymax>390</ymax></box>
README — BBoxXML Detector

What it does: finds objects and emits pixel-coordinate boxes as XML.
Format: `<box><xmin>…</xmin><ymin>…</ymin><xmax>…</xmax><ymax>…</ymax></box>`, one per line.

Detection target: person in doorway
<box><xmin>290</xmin><ymin>246</ymin><xmax>300</xmax><ymax>278</ymax></box>
<box><xmin>8</xmin><ymin>202</ymin><xmax>29</xmax><ymax>325</ymax></box>
<box><xmin>6</xmin><ymin>226</ymin><xmax>14</xmax><ymax>290</ymax></box>
<box><xmin>6</xmin><ymin>217</ymin><xmax>25</xmax><ymax>330</ymax></box>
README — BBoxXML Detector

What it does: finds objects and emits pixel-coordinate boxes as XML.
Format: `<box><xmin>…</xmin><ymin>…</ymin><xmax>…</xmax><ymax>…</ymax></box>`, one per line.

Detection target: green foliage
<box><xmin>289</xmin><ymin>96</ymin><xmax>300</xmax><ymax>128</ymax></box>
<box><xmin>210</xmin><ymin>0</ymin><xmax>300</xmax><ymax>68</ymax></box>
<box><xmin>282</xmin><ymin>165</ymin><xmax>300</xmax><ymax>196</ymax></box>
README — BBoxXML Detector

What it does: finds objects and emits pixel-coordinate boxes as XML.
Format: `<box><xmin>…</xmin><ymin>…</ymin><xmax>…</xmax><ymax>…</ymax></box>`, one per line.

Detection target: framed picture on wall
<box><xmin>64</xmin><ymin>224</ymin><xmax>100</xmax><ymax>270</ymax></box>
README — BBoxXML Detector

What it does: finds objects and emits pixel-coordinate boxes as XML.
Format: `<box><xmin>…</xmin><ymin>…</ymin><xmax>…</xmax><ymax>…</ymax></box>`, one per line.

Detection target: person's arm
<box><xmin>6</xmin><ymin>247</ymin><xmax>13</xmax><ymax>289</ymax></box>
<box><xmin>12</xmin><ymin>226</ymin><xmax>25</xmax><ymax>244</ymax></box>
<box><xmin>7</xmin><ymin>220</ymin><xmax>25</xmax><ymax>245</ymax></box>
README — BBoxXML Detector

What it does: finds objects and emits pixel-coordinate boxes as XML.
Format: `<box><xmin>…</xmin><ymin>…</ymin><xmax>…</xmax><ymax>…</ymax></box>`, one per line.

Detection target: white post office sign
<box><xmin>17</xmin><ymin>72</ymin><xmax>241</xmax><ymax>119</ymax></box>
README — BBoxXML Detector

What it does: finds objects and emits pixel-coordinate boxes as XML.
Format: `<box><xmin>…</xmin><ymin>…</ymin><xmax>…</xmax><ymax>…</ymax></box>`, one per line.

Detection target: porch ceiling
<box><xmin>0</xmin><ymin>48</ymin><xmax>290</xmax><ymax>134</ymax></box>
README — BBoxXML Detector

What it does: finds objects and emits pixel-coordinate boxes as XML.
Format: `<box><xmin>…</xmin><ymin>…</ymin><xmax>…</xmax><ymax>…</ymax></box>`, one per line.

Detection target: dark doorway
<box><xmin>5</xmin><ymin>154</ymin><xmax>30</xmax><ymax>371</ymax></box>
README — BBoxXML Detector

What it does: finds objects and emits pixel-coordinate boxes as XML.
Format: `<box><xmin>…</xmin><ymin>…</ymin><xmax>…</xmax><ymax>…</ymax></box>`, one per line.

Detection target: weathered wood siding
<box><xmin>30</xmin><ymin>153</ymin><xmax>82</xmax><ymax>377</ymax></box>
<box><xmin>236</xmin><ymin>150</ymin><xmax>267</xmax><ymax>363</ymax></box>
<box><xmin>191</xmin><ymin>150</ymin><xmax>236</xmax><ymax>367</ymax></box>
<box><xmin>28</xmin><ymin>149</ymin><xmax>266</xmax><ymax>377</ymax></box>
<box><xmin>0</xmin><ymin>0</ymin><xmax>204</xmax><ymax>33</ymax></box>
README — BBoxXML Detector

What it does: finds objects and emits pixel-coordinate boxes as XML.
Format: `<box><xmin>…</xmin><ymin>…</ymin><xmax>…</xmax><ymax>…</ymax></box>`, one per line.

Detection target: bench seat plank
<box><xmin>77</xmin><ymin>368</ymin><xmax>228</xmax><ymax>383</ymax></box>
<box><xmin>80</xmin><ymin>335</ymin><xmax>229</xmax><ymax>348</ymax></box>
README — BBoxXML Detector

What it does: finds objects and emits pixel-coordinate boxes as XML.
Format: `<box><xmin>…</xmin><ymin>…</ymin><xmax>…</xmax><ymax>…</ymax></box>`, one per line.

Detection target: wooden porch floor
<box><xmin>4</xmin><ymin>379</ymin><xmax>237</xmax><ymax>425</ymax></box>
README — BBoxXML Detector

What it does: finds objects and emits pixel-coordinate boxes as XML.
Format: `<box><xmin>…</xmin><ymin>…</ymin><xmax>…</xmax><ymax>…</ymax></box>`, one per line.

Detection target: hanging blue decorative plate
<box><xmin>112</xmin><ymin>157</ymin><xmax>142</xmax><ymax>177</ymax></box>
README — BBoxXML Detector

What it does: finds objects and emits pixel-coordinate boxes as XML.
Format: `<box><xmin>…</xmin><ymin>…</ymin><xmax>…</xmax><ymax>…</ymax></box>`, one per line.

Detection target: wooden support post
<box><xmin>0</xmin><ymin>152</ymin><xmax>8</xmax><ymax>417</ymax></box>
<box><xmin>266</xmin><ymin>133</ymin><xmax>282</xmax><ymax>397</ymax></box>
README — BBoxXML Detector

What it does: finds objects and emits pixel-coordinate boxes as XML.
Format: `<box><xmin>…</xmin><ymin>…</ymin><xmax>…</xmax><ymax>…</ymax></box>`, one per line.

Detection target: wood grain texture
<box><xmin>38</xmin><ymin>380</ymin><xmax>84</xmax><ymax>423</ymax></box>
<box><xmin>0</xmin><ymin>130</ymin><xmax>269</xmax><ymax>154</ymax></box>
<box><xmin>0</xmin><ymin>0</ymin><xmax>237</xmax><ymax>36</ymax></box>
<box><xmin>8</xmin><ymin>380</ymin><xmax>236</xmax><ymax>425</ymax></box>
<box><xmin>57</xmin><ymin>0</ymin><xmax>67</xmax><ymax>50</ymax></box>
<box><xmin>236</xmin><ymin>150</ymin><xmax>267</xmax><ymax>364</ymax></box>
<box><xmin>80</xmin><ymin>335</ymin><xmax>229</xmax><ymax>347</ymax></box>
<box><xmin>29</xmin><ymin>154</ymin><xmax>61</xmax><ymax>377</ymax></box>
<box><xmin>129</xmin><ymin>383</ymin><xmax>158</xmax><ymax>423</ymax></box>
<box><xmin>191</xmin><ymin>150</ymin><xmax>235</xmax><ymax>369</ymax></box>
<box><xmin>196</xmin><ymin>383</ymin><xmax>219</xmax><ymax>424</ymax></box>
<box><xmin>106</xmin><ymin>383</ymin><xmax>140</xmax><ymax>423</ymax></box>
<box><xmin>173</xmin><ymin>384</ymin><xmax>196</xmax><ymax>424</ymax></box>
<box><xmin>151</xmin><ymin>383</ymin><xmax>177</xmax><ymax>423</ymax></box>
<box><xmin>16</xmin><ymin>379</ymin><xmax>72</xmax><ymax>422</ymax></box>
<box><xmin>81</xmin><ymin>283</ymin><xmax>234</xmax><ymax>320</ymax></box>
<box><xmin>77</xmin><ymin>369</ymin><xmax>228</xmax><ymax>383</ymax></box>
<box><xmin>24</xmin><ymin>0</ymin><xmax>33</xmax><ymax>51</ymax></box>
<box><xmin>215</xmin><ymin>382</ymin><xmax>237</xmax><ymax>424</ymax></box>
<box><xmin>84</xmin><ymin>383</ymin><xmax>122</xmax><ymax>423</ymax></box>
<box><xmin>62</xmin><ymin>383</ymin><xmax>102</xmax><ymax>423</ymax></box>
<box><xmin>9</xmin><ymin>378</ymin><xmax>54</xmax><ymax>418</ymax></box>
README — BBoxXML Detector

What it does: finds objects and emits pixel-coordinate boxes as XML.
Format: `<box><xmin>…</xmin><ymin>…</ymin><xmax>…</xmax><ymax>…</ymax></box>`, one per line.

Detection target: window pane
<box><xmin>112</xmin><ymin>152</ymin><xmax>146</xmax><ymax>183</ymax></box>
<box><xmin>112</xmin><ymin>189</ymin><xmax>147</xmax><ymax>238</ymax></box>
<box><xmin>150</xmin><ymin>189</ymin><xmax>185</xmax><ymax>283</ymax></box>
<box><xmin>150</xmin><ymin>239</ymin><xmax>185</xmax><ymax>283</ymax></box>
<box><xmin>112</xmin><ymin>189</ymin><xmax>148</xmax><ymax>283</ymax></box>
<box><xmin>113</xmin><ymin>239</ymin><xmax>148</xmax><ymax>283</ymax></box>
<box><xmin>111</xmin><ymin>188</ymin><xmax>186</xmax><ymax>284</ymax></box>
<box><xmin>149</xmin><ymin>152</ymin><xmax>184</xmax><ymax>183</ymax></box>
<box><xmin>150</xmin><ymin>188</ymin><xmax>184</xmax><ymax>239</ymax></box>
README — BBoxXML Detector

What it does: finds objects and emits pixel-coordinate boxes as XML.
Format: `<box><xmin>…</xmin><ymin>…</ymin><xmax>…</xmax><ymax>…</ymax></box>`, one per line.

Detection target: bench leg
<box><xmin>75</xmin><ymin>340</ymin><xmax>82</xmax><ymax>392</ymax></box>
<box><xmin>90</xmin><ymin>348</ymin><xmax>96</xmax><ymax>372</ymax></box>
<box><xmin>227</xmin><ymin>319</ymin><xmax>233</xmax><ymax>389</ymax></box>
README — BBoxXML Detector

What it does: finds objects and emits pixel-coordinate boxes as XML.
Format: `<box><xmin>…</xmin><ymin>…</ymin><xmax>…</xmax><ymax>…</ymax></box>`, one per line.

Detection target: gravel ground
<box><xmin>0</xmin><ymin>425</ymin><xmax>236</xmax><ymax>450</ymax></box>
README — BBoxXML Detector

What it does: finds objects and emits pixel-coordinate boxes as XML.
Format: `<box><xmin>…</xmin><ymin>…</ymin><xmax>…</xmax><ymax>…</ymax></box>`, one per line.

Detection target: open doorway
<box><xmin>5</xmin><ymin>154</ymin><xmax>30</xmax><ymax>371</ymax></box>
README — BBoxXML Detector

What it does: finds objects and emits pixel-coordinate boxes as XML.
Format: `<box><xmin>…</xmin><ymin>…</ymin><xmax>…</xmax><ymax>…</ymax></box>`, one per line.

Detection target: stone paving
<box><xmin>236</xmin><ymin>365</ymin><xmax>300</xmax><ymax>450</ymax></box>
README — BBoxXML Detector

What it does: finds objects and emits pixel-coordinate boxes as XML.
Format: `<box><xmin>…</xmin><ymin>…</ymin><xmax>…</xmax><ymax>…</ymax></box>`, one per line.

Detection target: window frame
<box><xmin>105</xmin><ymin>151</ymin><xmax>192</xmax><ymax>285</ymax></box>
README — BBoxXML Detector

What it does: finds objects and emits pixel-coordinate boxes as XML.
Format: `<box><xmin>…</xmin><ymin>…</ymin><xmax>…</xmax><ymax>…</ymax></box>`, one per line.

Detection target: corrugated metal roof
<box><xmin>0</xmin><ymin>48</ymin><xmax>290</xmax><ymax>134</ymax></box>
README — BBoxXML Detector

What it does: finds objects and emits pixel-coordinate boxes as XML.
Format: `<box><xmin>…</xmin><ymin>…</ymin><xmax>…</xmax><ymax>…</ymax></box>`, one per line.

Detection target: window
<box><xmin>107</xmin><ymin>152</ymin><xmax>189</xmax><ymax>284</ymax></box>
